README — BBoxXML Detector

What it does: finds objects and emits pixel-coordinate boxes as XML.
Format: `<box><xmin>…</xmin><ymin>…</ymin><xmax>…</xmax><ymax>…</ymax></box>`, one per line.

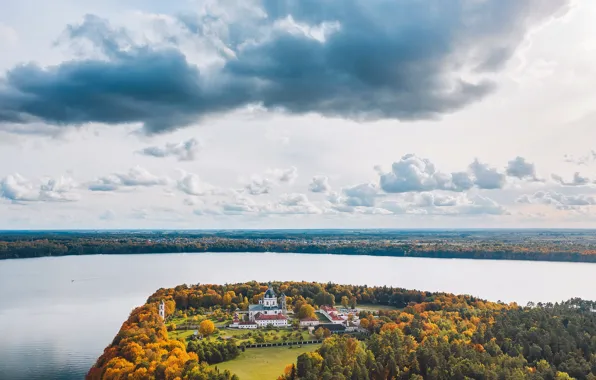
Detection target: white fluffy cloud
<box><xmin>244</xmin><ymin>178</ymin><xmax>275</xmax><ymax>195</ymax></box>
<box><xmin>219</xmin><ymin>193</ymin><xmax>321</xmax><ymax>215</ymax></box>
<box><xmin>551</xmin><ymin>172</ymin><xmax>593</xmax><ymax>186</ymax></box>
<box><xmin>138</xmin><ymin>138</ymin><xmax>202</xmax><ymax>161</ymax></box>
<box><xmin>379</xmin><ymin>154</ymin><xmax>516</xmax><ymax>193</ymax></box>
<box><xmin>88</xmin><ymin>166</ymin><xmax>169</xmax><ymax>191</ymax></box>
<box><xmin>341</xmin><ymin>183</ymin><xmax>381</xmax><ymax>207</ymax></box>
<box><xmin>308</xmin><ymin>176</ymin><xmax>331</xmax><ymax>193</ymax></box>
<box><xmin>266</xmin><ymin>167</ymin><xmax>298</xmax><ymax>183</ymax></box>
<box><xmin>0</xmin><ymin>174</ymin><xmax>79</xmax><ymax>202</ymax></box>
<box><xmin>506</xmin><ymin>156</ymin><xmax>538</xmax><ymax>180</ymax></box>
<box><xmin>382</xmin><ymin>193</ymin><xmax>507</xmax><ymax>216</ymax></box>
<box><xmin>379</xmin><ymin>154</ymin><xmax>467</xmax><ymax>193</ymax></box>
<box><xmin>243</xmin><ymin>167</ymin><xmax>298</xmax><ymax>195</ymax></box>
<box><xmin>177</xmin><ymin>171</ymin><xmax>218</xmax><ymax>196</ymax></box>
<box><xmin>517</xmin><ymin>191</ymin><xmax>596</xmax><ymax>209</ymax></box>
<box><xmin>469</xmin><ymin>159</ymin><xmax>507</xmax><ymax>189</ymax></box>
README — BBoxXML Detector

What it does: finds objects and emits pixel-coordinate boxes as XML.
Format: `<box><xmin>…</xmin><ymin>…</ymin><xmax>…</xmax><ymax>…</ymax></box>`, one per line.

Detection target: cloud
<box><xmin>332</xmin><ymin>190</ymin><xmax>507</xmax><ymax>216</ymax></box>
<box><xmin>266</xmin><ymin>166</ymin><xmax>298</xmax><ymax>183</ymax></box>
<box><xmin>324</xmin><ymin>183</ymin><xmax>390</xmax><ymax>214</ymax></box>
<box><xmin>506</xmin><ymin>156</ymin><xmax>539</xmax><ymax>180</ymax></box>
<box><xmin>379</xmin><ymin>154</ymin><xmax>470</xmax><ymax>193</ymax></box>
<box><xmin>342</xmin><ymin>183</ymin><xmax>381</xmax><ymax>207</ymax></box>
<box><xmin>220</xmin><ymin>193</ymin><xmax>321</xmax><ymax>215</ymax></box>
<box><xmin>551</xmin><ymin>172</ymin><xmax>592</xmax><ymax>187</ymax></box>
<box><xmin>243</xmin><ymin>166</ymin><xmax>298</xmax><ymax>195</ymax></box>
<box><xmin>517</xmin><ymin>191</ymin><xmax>596</xmax><ymax>209</ymax></box>
<box><xmin>308</xmin><ymin>175</ymin><xmax>331</xmax><ymax>193</ymax></box>
<box><xmin>378</xmin><ymin>154</ymin><xmax>516</xmax><ymax>193</ymax></box>
<box><xmin>409</xmin><ymin>192</ymin><xmax>459</xmax><ymax>207</ymax></box>
<box><xmin>468</xmin><ymin>159</ymin><xmax>506</xmax><ymax>189</ymax></box>
<box><xmin>88</xmin><ymin>166</ymin><xmax>168</xmax><ymax>191</ymax></box>
<box><xmin>138</xmin><ymin>138</ymin><xmax>202</xmax><ymax>161</ymax></box>
<box><xmin>563</xmin><ymin>150</ymin><xmax>596</xmax><ymax>166</ymax></box>
<box><xmin>384</xmin><ymin>193</ymin><xmax>507</xmax><ymax>216</ymax></box>
<box><xmin>453</xmin><ymin>195</ymin><xmax>509</xmax><ymax>216</ymax></box>
<box><xmin>0</xmin><ymin>174</ymin><xmax>79</xmax><ymax>202</ymax></box>
<box><xmin>176</xmin><ymin>171</ymin><xmax>220</xmax><ymax>196</ymax></box>
<box><xmin>244</xmin><ymin>178</ymin><xmax>274</xmax><ymax>195</ymax></box>
<box><xmin>0</xmin><ymin>1</ymin><xmax>570</xmax><ymax>134</ymax></box>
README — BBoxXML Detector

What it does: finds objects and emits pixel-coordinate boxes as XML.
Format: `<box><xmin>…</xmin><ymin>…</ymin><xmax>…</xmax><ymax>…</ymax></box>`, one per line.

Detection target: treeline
<box><xmin>281</xmin><ymin>298</ymin><xmax>596</xmax><ymax>380</ymax></box>
<box><xmin>147</xmin><ymin>281</ymin><xmax>467</xmax><ymax>314</ymax></box>
<box><xmin>4</xmin><ymin>232</ymin><xmax>596</xmax><ymax>263</ymax></box>
<box><xmin>187</xmin><ymin>340</ymin><xmax>240</xmax><ymax>365</ymax></box>
<box><xmin>86</xmin><ymin>302</ymin><xmax>238</xmax><ymax>380</ymax></box>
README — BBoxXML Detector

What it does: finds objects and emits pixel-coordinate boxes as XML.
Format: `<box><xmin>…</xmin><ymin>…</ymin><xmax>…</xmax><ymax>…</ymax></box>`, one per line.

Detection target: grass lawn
<box><xmin>169</xmin><ymin>329</ymin><xmax>197</xmax><ymax>340</ymax></box>
<box><xmin>357</xmin><ymin>303</ymin><xmax>400</xmax><ymax>312</ymax></box>
<box><xmin>212</xmin><ymin>344</ymin><xmax>321</xmax><ymax>379</ymax></box>
<box><xmin>315</xmin><ymin>312</ymin><xmax>330</xmax><ymax>322</ymax></box>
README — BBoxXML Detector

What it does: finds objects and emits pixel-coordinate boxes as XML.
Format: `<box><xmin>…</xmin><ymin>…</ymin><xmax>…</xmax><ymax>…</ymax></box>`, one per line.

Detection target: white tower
<box><xmin>159</xmin><ymin>300</ymin><xmax>165</xmax><ymax>320</ymax></box>
<box><xmin>280</xmin><ymin>293</ymin><xmax>287</xmax><ymax>316</ymax></box>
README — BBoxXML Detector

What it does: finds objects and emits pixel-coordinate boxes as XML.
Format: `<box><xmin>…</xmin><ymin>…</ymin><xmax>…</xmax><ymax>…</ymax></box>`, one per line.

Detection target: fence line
<box><xmin>243</xmin><ymin>340</ymin><xmax>323</xmax><ymax>349</ymax></box>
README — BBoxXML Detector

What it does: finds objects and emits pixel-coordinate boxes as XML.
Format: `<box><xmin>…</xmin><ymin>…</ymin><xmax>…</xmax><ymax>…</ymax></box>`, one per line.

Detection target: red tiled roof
<box><xmin>320</xmin><ymin>305</ymin><xmax>337</xmax><ymax>312</ymax></box>
<box><xmin>255</xmin><ymin>313</ymin><xmax>288</xmax><ymax>321</ymax></box>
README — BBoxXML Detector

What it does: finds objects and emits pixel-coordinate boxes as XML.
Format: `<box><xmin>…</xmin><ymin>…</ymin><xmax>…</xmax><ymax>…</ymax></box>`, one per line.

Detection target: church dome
<box><xmin>264</xmin><ymin>283</ymin><xmax>276</xmax><ymax>298</ymax></box>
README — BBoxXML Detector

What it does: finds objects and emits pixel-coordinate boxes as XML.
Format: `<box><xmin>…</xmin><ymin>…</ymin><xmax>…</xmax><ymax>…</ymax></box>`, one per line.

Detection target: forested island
<box><xmin>88</xmin><ymin>281</ymin><xmax>596</xmax><ymax>379</ymax></box>
<box><xmin>3</xmin><ymin>229</ymin><xmax>596</xmax><ymax>263</ymax></box>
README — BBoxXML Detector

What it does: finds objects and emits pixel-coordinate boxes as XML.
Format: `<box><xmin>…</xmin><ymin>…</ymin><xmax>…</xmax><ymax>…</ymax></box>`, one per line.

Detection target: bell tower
<box><xmin>280</xmin><ymin>293</ymin><xmax>287</xmax><ymax>316</ymax></box>
<box><xmin>159</xmin><ymin>300</ymin><xmax>165</xmax><ymax>320</ymax></box>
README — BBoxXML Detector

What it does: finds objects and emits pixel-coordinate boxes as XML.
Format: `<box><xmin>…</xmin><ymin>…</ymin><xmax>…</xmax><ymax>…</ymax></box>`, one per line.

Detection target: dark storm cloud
<box><xmin>0</xmin><ymin>0</ymin><xmax>570</xmax><ymax>134</ymax></box>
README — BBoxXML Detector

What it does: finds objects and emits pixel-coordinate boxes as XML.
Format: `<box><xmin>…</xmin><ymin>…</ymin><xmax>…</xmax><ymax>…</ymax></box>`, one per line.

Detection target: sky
<box><xmin>1</xmin><ymin>0</ymin><xmax>596</xmax><ymax>229</ymax></box>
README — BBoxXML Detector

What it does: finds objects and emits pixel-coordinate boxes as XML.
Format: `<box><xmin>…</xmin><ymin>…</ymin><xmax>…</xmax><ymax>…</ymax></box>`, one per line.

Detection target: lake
<box><xmin>1</xmin><ymin>252</ymin><xmax>595</xmax><ymax>380</ymax></box>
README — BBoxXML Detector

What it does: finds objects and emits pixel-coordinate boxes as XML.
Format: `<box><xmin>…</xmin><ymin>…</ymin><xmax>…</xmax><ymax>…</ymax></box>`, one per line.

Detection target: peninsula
<box><xmin>87</xmin><ymin>281</ymin><xmax>596</xmax><ymax>379</ymax></box>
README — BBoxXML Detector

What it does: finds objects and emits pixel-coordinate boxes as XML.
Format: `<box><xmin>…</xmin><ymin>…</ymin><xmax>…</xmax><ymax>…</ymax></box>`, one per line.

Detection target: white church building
<box><xmin>247</xmin><ymin>283</ymin><xmax>288</xmax><ymax>327</ymax></box>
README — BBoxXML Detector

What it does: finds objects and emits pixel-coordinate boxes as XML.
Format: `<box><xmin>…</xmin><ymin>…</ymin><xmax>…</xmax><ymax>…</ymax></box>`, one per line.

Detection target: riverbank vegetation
<box><xmin>88</xmin><ymin>281</ymin><xmax>596</xmax><ymax>379</ymax></box>
<box><xmin>4</xmin><ymin>229</ymin><xmax>596</xmax><ymax>263</ymax></box>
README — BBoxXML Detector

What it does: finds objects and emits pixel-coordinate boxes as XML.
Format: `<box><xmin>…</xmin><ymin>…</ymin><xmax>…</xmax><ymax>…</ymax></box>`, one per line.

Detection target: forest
<box><xmin>88</xmin><ymin>281</ymin><xmax>596</xmax><ymax>379</ymax></box>
<box><xmin>4</xmin><ymin>229</ymin><xmax>596</xmax><ymax>262</ymax></box>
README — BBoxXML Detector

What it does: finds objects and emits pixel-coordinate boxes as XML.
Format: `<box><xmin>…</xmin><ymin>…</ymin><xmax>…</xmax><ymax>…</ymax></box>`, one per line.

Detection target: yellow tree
<box><xmin>360</xmin><ymin>318</ymin><xmax>369</xmax><ymax>329</ymax></box>
<box><xmin>298</xmin><ymin>304</ymin><xmax>316</xmax><ymax>319</ymax></box>
<box><xmin>199</xmin><ymin>320</ymin><xmax>215</xmax><ymax>337</ymax></box>
<box><xmin>341</xmin><ymin>296</ymin><xmax>349</xmax><ymax>308</ymax></box>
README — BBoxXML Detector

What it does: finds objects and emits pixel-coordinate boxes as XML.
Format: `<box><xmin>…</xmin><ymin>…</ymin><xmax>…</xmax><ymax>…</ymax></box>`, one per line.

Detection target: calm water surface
<box><xmin>1</xmin><ymin>252</ymin><xmax>595</xmax><ymax>380</ymax></box>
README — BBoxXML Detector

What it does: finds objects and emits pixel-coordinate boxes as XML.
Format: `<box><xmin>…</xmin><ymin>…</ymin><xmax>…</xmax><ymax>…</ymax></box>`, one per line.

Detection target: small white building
<box><xmin>237</xmin><ymin>322</ymin><xmax>258</xmax><ymax>329</ymax></box>
<box><xmin>300</xmin><ymin>317</ymin><xmax>320</xmax><ymax>327</ymax></box>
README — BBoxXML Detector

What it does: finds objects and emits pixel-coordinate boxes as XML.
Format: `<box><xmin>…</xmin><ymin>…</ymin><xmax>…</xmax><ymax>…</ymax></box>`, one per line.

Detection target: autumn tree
<box><xmin>298</xmin><ymin>304</ymin><xmax>316</xmax><ymax>319</ymax></box>
<box><xmin>199</xmin><ymin>319</ymin><xmax>215</xmax><ymax>337</ymax></box>
<box><xmin>314</xmin><ymin>327</ymin><xmax>325</xmax><ymax>340</ymax></box>
<box><xmin>360</xmin><ymin>317</ymin><xmax>369</xmax><ymax>329</ymax></box>
<box><xmin>341</xmin><ymin>296</ymin><xmax>349</xmax><ymax>308</ymax></box>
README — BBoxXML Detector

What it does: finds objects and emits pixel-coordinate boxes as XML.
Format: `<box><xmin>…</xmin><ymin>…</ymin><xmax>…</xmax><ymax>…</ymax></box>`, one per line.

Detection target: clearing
<box><xmin>211</xmin><ymin>344</ymin><xmax>321</xmax><ymax>379</ymax></box>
